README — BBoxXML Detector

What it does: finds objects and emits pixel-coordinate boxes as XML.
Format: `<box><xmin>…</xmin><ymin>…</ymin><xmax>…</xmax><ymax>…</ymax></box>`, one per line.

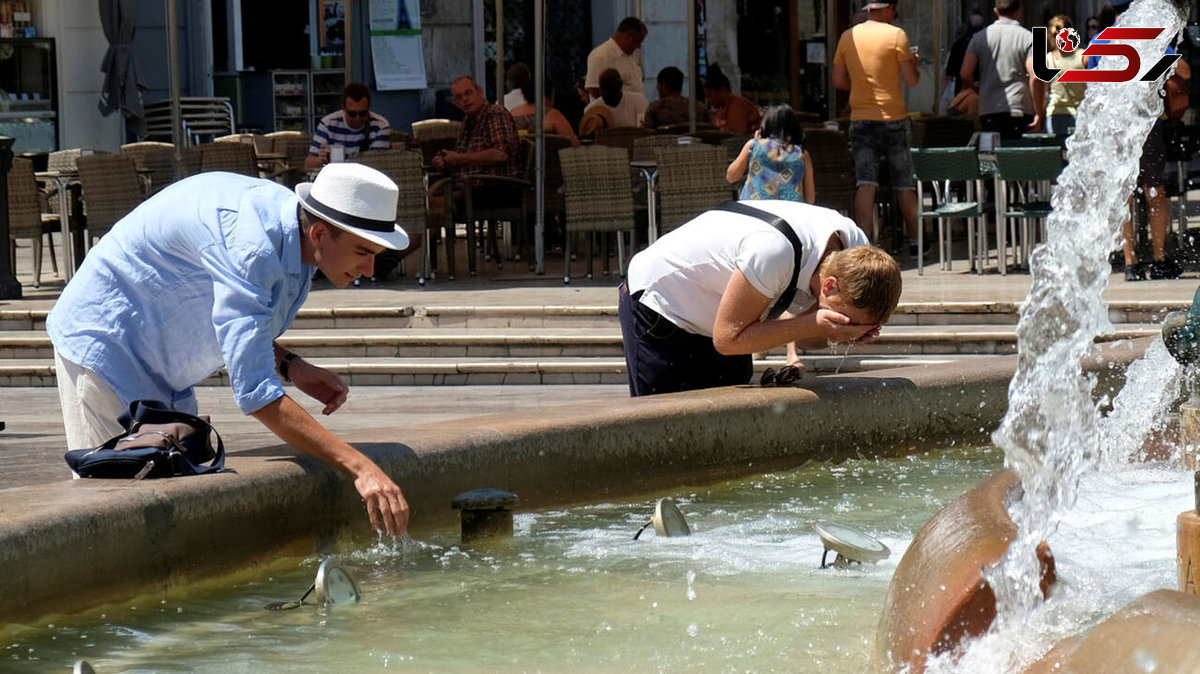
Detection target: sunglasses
<box><xmin>760</xmin><ymin>365</ymin><xmax>802</xmax><ymax>387</ymax></box>
<box><xmin>345</xmin><ymin>110</ymin><xmax>370</xmax><ymax>118</ymax></box>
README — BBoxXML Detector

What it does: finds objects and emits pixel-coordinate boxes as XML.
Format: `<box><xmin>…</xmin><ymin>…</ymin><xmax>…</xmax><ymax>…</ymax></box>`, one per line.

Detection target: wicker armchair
<box><xmin>199</xmin><ymin>142</ymin><xmax>258</xmax><ymax>177</ymax></box>
<box><xmin>558</xmin><ymin>144</ymin><xmax>638</xmax><ymax>281</ymax></box>
<box><xmin>654</xmin><ymin>144</ymin><xmax>735</xmax><ymax>234</ymax></box>
<box><xmin>631</xmin><ymin>134</ymin><xmax>698</xmax><ymax>162</ymax></box>
<box><xmin>594</xmin><ymin>127</ymin><xmax>654</xmax><ymax>157</ymax></box>
<box><xmin>803</xmin><ymin>129</ymin><xmax>856</xmax><ymax>218</ymax></box>
<box><xmin>213</xmin><ymin>133</ymin><xmax>271</xmax><ymax>155</ymax></box>
<box><xmin>351</xmin><ymin>149</ymin><xmax>434</xmax><ymax>282</ymax></box>
<box><xmin>522</xmin><ymin>134</ymin><xmax>574</xmax><ymax>247</ymax></box>
<box><xmin>176</xmin><ymin>145</ymin><xmax>203</xmax><ymax>178</ymax></box>
<box><xmin>8</xmin><ymin>157</ymin><xmax>59</xmax><ymax>286</ymax></box>
<box><xmin>411</xmin><ymin>119</ymin><xmax>462</xmax><ymax>141</ymax></box>
<box><xmin>266</xmin><ymin>131</ymin><xmax>313</xmax><ymax>186</ymax></box>
<box><xmin>45</xmin><ymin>149</ymin><xmax>112</xmax><ymax>223</ymax></box>
<box><xmin>75</xmin><ymin>154</ymin><xmax>144</xmax><ymax>244</ymax></box>
<box><xmin>121</xmin><ymin>141</ymin><xmax>177</xmax><ymax>195</ymax></box>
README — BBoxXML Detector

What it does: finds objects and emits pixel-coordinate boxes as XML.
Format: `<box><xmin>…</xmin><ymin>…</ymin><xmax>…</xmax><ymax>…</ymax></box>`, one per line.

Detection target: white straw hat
<box><xmin>295</xmin><ymin>163</ymin><xmax>409</xmax><ymax>250</ymax></box>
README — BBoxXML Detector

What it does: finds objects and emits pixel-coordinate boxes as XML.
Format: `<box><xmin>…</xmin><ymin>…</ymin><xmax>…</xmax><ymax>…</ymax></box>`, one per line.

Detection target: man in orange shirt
<box><xmin>832</xmin><ymin>0</ymin><xmax>921</xmax><ymax>253</ymax></box>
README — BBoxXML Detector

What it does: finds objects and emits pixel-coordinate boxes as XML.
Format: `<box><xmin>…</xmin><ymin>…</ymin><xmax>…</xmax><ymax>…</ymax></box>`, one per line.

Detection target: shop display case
<box><xmin>0</xmin><ymin>37</ymin><xmax>56</xmax><ymax>153</ymax></box>
<box><xmin>272</xmin><ymin>69</ymin><xmax>345</xmax><ymax>132</ymax></box>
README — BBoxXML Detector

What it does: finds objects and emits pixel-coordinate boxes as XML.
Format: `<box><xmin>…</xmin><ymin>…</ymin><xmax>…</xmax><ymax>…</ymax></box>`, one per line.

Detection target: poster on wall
<box><xmin>370</xmin><ymin>0</ymin><xmax>427</xmax><ymax>90</ymax></box>
<box><xmin>320</xmin><ymin>0</ymin><xmax>346</xmax><ymax>55</ymax></box>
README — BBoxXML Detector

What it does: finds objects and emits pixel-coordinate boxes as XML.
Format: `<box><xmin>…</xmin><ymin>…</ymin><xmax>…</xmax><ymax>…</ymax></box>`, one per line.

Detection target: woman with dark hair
<box><xmin>511</xmin><ymin>77</ymin><xmax>581</xmax><ymax>145</ymax></box>
<box><xmin>726</xmin><ymin>105</ymin><xmax>815</xmax><ymax>203</ymax></box>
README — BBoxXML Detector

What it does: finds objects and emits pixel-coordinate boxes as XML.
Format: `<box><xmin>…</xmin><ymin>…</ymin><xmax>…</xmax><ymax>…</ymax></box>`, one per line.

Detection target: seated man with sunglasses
<box><xmin>305</xmin><ymin>82</ymin><xmax>392</xmax><ymax>170</ymax></box>
<box><xmin>619</xmin><ymin>200</ymin><xmax>902</xmax><ymax>397</ymax></box>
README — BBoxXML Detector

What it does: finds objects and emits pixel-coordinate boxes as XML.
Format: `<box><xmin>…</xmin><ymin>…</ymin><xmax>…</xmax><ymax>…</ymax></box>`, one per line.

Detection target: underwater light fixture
<box><xmin>72</xmin><ymin>661</ymin><xmax>96</xmax><ymax>674</ymax></box>
<box><xmin>264</xmin><ymin>559</ymin><xmax>360</xmax><ymax>610</ymax></box>
<box><xmin>633</xmin><ymin>498</ymin><xmax>692</xmax><ymax>539</ymax></box>
<box><xmin>815</xmin><ymin>521</ymin><xmax>890</xmax><ymax>568</ymax></box>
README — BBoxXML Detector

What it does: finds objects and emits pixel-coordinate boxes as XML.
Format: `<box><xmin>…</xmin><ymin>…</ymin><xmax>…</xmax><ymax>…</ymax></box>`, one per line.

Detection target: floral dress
<box><xmin>738</xmin><ymin>137</ymin><xmax>806</xmax><ymax>201</ymax></box>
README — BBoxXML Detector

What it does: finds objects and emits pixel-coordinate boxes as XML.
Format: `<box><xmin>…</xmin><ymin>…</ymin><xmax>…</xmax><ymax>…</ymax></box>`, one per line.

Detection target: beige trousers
<box><xmin>54</xmin><ymin>351</ymin><xmax>126</xmax><ymax>451</ymax></box>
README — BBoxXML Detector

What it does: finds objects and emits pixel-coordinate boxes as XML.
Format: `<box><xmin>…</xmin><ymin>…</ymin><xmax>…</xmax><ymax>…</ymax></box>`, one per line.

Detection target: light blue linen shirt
<box><xmin>47</xmin><ymin>172</ymin><xmax>315</xmax><ymax>415</ymax></box>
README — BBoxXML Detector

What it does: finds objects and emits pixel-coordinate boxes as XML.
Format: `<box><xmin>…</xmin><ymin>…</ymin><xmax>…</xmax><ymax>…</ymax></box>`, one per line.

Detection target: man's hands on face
<box><xmin>814</xmin><ymin>308</ymin><xmax>879</xmax><ymax>344</ymax></box>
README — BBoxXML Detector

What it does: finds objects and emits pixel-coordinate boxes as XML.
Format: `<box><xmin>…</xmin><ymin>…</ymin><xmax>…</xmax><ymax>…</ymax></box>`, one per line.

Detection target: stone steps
<box><xmin>0</xmin><ymin>300</ymin><xmax>1186</xmax><ymax>331</ymax></box>
<box><xmin>0</xmin><ymin>301</ymin><xmax>1169</xmax><ymax>387</ymax></box>
<box><xmin>0</xmin><ymin>353</ymin><xmax>995</xmax><ymax>388</ymax></box>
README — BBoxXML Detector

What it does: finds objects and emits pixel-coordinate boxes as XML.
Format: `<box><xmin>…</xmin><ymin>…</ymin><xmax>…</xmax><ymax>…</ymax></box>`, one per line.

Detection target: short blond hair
<box><xmin>818</xmin><ymin>246</ymin><xmax>902</xmax><ymax>323</ymax></box>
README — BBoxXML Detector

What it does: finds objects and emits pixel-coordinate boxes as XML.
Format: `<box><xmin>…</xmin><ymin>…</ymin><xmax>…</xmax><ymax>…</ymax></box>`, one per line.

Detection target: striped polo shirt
<box><xmin>308</xmin><ymin>109</ymin><xmax>391</xmax><ymax>159</ymax></box>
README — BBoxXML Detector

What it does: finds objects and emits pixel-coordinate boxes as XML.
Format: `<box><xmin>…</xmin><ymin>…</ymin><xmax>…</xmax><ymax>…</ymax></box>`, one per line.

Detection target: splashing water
<box><xmin>944</xmin><ymin>0</ymin><xmax>1189</xmax><ymax>670</ymax></box>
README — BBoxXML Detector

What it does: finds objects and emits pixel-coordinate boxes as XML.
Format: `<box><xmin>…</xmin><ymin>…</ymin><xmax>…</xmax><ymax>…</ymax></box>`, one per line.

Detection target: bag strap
<box><xmin>715</xmin><ymin>201</ymin><xmax>804</xmax><ymax>320</ymax></box>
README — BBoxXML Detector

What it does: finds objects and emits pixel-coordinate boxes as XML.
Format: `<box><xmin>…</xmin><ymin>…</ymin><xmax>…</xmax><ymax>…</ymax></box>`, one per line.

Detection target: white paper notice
<box><xmin>370</xmin><ymin>0</ymin><xmax>427</xmax><ymax>90</ymax></box>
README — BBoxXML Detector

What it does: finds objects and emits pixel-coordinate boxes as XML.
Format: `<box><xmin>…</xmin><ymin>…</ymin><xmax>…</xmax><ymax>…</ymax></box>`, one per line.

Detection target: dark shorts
<box><xmin>980</xmin><ymin>112</ymin><xmax>1034</xmax><ymax>140</ymax></box>
<box><xmin>618</xmin><ymin>283</ymin><xmax>753</xmax><ymax>397</ymax></box>
<box><xmin>1139</xmin><ymin>123</ymin><xmax>1165</xmax><ymax>188</ymax></box>
<box><xmin>849</xmin><ymin>119</ymin><xmax>915</xmax><ymax>190</ymax></box>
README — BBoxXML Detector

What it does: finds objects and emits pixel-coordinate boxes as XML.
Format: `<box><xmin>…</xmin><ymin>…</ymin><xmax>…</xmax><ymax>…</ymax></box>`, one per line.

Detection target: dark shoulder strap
<box><xmin>127</xmin><ymin>400</ymin><xmax>226</xmax><ymax>474</ymax></box>
<box><xmin>715</xmin><ymin>201</ymin><xmax>804</xmax><ymax>320</ymax></box>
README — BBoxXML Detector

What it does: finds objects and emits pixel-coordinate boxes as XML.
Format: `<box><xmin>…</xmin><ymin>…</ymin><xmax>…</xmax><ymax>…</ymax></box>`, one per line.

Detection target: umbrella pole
<box><xmin>688</xmin><ymin>0</ymin><xmax>696</xmax><ymax>135</ymax></box>
<box><xmin>534</xmin><ymin>0</ymin><xmax>544</xmax><ymax>274</ymax></box>
<box><xmin>165</xmin><ymin>0</ymin><xmax>182</xmax><ymax>148</ymax></box>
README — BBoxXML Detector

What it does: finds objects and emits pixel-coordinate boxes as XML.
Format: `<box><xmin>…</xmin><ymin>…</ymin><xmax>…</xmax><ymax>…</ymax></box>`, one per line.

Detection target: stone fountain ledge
<box><xmin>0</xmin><ymin>338</ymin><xmax>1153</xmax><ymax>623</ymax></box>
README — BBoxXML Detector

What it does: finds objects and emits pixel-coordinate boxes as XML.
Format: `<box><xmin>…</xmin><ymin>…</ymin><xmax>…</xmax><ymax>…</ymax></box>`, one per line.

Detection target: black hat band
<box><xmin>303</xmin><ymin>193</ymin><xmax>395</xmax><ymax>233</ymax></box>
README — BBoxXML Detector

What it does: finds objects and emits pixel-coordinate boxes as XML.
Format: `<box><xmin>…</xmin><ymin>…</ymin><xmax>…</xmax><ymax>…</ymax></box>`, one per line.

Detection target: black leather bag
<box><xmin>64</xmin><ymin>400</ymin><xmax>226</xmax><ymax>479</ymax></box>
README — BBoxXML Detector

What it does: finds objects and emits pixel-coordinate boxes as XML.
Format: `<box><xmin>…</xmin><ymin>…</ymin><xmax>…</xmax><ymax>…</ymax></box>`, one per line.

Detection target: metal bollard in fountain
<box><xmin>451</xmin><ymin>488</ymin><xmax>518</xmax><ymax>543</ymax></box>
<box><xmin>1162</xmin><ymin>285</ymin><xmax>1200</xmax><ymax>470</ymax></box>
<box><xmin>1166</xmin><ymin>286</ymin><xmax>1200</xmax><ymax>595</ymax></box>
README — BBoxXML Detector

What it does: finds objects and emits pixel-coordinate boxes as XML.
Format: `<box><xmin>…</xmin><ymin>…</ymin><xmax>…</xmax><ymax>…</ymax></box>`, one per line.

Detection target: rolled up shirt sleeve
<box><xmin>200</xmin><ymin>241</ymin><xmax>287</xmax><ymax>415</ymax></box>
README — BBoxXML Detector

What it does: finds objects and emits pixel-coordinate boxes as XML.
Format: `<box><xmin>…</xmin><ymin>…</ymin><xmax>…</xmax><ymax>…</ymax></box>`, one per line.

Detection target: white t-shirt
<box><xmin>584</xmin><ymin>91</ymin><xmax>649</xmax><ymax>128</ymax></box>
<box><xmin>626</xmin><ymin>200</ymin><xmax>870</xmax><ymax>337</ymax></box>
<box><xmin>503</xmin><ymin>89</ymin><xmax>528</xmax><ymax>112</ymax></box>
<box><xmin>585</xmin><ymin>38</ymin><xmax>645</xmax><ymax>95</ymax></box>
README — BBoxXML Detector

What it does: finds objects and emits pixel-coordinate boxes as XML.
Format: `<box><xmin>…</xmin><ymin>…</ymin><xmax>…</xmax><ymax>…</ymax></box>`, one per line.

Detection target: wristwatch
<box><xmin>279</xmin><ymin>352</ymin><xmax>300</xmax><ymax>383</ymax></box>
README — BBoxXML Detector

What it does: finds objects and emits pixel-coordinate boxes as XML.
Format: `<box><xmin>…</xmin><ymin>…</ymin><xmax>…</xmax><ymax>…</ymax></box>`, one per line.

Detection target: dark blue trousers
<box><xmin>618</xmin><ymin>283</ymin><xmax>754</xmax><ymax>397</ymax></box>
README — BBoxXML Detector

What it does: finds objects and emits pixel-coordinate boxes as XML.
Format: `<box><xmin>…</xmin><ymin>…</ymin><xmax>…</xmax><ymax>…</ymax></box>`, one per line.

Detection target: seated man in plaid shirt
<box><xmin>432</xmin><ymin>75</ymin><xmax>525</xmax><ymax>270</ymax></box>
<box><xmin>432</xmin><ymin>76</ymin><xmax>522</xmax><ymax>178</ymax></box>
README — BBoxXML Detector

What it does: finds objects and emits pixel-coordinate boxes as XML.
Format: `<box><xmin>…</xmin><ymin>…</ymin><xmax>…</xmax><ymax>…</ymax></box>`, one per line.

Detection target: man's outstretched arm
<box><xmin>251</xmin><ymin>395</ymin><xmax>410</xmax><ymax>536</ymax></box>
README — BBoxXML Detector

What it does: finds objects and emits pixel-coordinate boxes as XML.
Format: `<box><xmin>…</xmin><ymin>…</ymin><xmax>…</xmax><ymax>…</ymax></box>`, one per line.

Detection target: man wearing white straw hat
<box><xmin>47</xmin><ymin>164</ymin><xmax>412</xmax><ymax>536</ymax></box>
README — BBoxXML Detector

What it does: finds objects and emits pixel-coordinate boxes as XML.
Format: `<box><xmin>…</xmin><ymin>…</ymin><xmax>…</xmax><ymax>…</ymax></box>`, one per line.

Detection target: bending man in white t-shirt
<box><xmin>619</xmin><ymin>200</ymin><xmax>902</xmax><ymax>396</ymax></box>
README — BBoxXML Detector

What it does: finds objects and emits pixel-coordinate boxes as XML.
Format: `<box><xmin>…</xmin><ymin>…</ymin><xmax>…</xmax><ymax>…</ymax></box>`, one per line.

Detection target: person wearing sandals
<box><xmin>47</xmin><ymin>164</ymin><xmax>413</xmax><ymax>537</ymax></box>
<box><xmin>727</xmin><ymin>105</ymin><xmax>816</xmax><ymax>204</ymax></box>
<box><xmin>619</xmin><ymin>201</ymin><xmax>902</xmax><ymax>396</ymax></box>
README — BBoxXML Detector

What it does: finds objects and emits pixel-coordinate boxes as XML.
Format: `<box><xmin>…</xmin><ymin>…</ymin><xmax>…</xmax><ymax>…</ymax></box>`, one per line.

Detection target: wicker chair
<box><xmin>351</xmin><ymin>149</ymin><xmax>434</xmax><ymax>282</ymax></box>
<box><xmin>558</xmin><ymin>145</ymin><xmax>638</xmax><ymax>281</ymax></box>
<box><xmin>803</xmin><ymin>129</ymin><xmax>856</xmax><ymax>218</ymax></box>
<box><xmin>411</xmin><ymin>119</ymin><xmax>462</xmax><ymax>141</ymax></box>
<box><xmin>45</xmin><ymin>149</ymin><xmax>112</xmax><ymax>223</ymax></box>
<box><xmin>631</xmin><ymin>134</ymin><xmax>699</xmax><ymax>162</ymax></box>
<box><xmin>213</xmin><ymin>132</ymin><xmax>271</xmax><ymax>155</ymax></box>
<box><xmin>654</xmin><ymin>144</ymin><xmax>736</xmax><ymax>234</ymax></box>
<box><xmin>266</xmin><ymin>131</ymin><xmax>313</xmax><ymax>186</ymax></box>
<box><xmin>523</xmin><ymin>134</ymin><xmax>575</xmax><ymax>251</ymax></box>
<box><xmin>75</xmin><ymin>154</ymin><xmax>144</xmax><ymax>244</ymax></box>
<box><xmin>175</xmin><ymin>145</ymin><xmax>203</xmax><ymax>178</ymax></box>
<box><xmin>121</xmin><ymin>141</ymin><xmax>177</xmax><ymax>195</ymax></box>
<box><xmin>7</xmin><ymin>157</ymin><xmax>59</xmax><ymax>287</ymax></box>
<box><xmin>199</xmin><ymin>142</ymin><xmax>258</xmax><ymax>177</ymax></box>
<box><xmin>594</xmin><ymin>127</ymin><xmax>654</xmax><ymax>157</ymax></box>
<box><xmin>388</xmin><ymin>129</ymin><xmax>411</xmax><ymax>148</ymax></box>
